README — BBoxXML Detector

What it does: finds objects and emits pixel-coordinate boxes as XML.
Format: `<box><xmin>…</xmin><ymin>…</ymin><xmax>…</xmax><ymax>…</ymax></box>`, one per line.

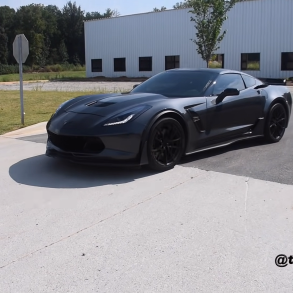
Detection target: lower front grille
<box><xmin>48</xmin><ymin>131</ymin><xmax>105</xmax><ymax>153</ymax></box>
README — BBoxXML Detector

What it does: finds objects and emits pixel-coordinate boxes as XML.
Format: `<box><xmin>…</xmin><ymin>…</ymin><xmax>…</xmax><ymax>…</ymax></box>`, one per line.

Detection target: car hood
<box><xmin>64</xmin><ymin>92</ymin><xmax>167</xmax><ymax>117</ymax></box>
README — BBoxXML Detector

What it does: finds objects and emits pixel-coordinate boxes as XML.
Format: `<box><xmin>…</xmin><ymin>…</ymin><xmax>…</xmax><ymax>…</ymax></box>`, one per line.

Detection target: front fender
<box><xmin>139</xmin><ymin>110</ymin><xmax>188</xmax><ymax>165</ymax></box>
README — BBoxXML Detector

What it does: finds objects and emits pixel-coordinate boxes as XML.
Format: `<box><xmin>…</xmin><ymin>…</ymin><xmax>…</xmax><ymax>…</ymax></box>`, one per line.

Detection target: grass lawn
<box><xmin>0</xmin><ymin>90</ymin><xmax>101</xmax><ymax>135</ymax></box>
<box><xmin>0</xmin><ymin>71</ymin><xmax>86</xmax><ymax>82</ymax></box>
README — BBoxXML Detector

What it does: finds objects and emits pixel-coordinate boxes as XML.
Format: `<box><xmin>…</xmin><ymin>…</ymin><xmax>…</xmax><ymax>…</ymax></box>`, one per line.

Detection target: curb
<box><xmin>1</xmin><ymin>122</ymin><xmax>47</xmax><ymax>138</ymax></box>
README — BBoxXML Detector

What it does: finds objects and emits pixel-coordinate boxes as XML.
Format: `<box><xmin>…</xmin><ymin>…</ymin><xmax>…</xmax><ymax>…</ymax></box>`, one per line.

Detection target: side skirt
<box><xmin>185</xmin><ymin>135</ymin><xmax>264</xmax><ymax>156</ymax></box>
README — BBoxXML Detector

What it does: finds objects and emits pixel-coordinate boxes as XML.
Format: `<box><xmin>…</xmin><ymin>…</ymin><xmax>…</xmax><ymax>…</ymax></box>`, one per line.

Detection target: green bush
<box><xmin>247</xmin><ymin>61</ymin><xmax>260</xmax><ymax>70</ymax></box>
<box><xmin>208</xmin><ymin>61</ymin><xmax>222</xmax><ymax>68</ymax></box>
<box><xmin>72</xmin><ymin>64</ymin><xmax>86</xmax><ymax>71</ymax></box>
<box><xmin>1</xmin><ymin>76</ymin><xmax>10</xmax><ymax>82</ymax></box>
<box><xmin>0</xmin><ymin>64</ymin><xmax>32</xmax><ymax>75</ymax></box>
<box><xmin>46</xmin><ymin>64</ymin><xmax>63</xmax><ymax>72</ymax></box>
<box><xmin>60</xmin><ymin>62</ymin><xmax>73</xmax><ymax>71</ymax></box>
<box><xmin>32</xmin><ymin>65</ymin><xmax>40</xmax><ymax>72</ymax></box>
<box><xmin>0</xmin><ymin>64</ymin><xmax>18</xmax><ymax>75</ymax></box>
<box><xmin>59</xmin><ymin>63</ymin><xmax>85</xmax><ymax>71</ymax></box>
<box><xmin>0</xmin><ymin>63</ymin><xmax>85</xmax><ymax>75</ymax></box>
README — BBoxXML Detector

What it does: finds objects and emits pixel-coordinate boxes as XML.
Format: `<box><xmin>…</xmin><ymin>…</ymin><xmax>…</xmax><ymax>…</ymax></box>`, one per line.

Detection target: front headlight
<box><xmin>104</xmin><ymin>105</ymin><xmax>151</xmax><ymax>126</ymax></box>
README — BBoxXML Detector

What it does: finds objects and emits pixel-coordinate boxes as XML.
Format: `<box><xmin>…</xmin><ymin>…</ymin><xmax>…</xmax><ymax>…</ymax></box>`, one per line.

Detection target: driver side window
<box><xmin>213</xmin><ymin>74</ymin><xmax>245</xmax><ymax>95</ymax></box>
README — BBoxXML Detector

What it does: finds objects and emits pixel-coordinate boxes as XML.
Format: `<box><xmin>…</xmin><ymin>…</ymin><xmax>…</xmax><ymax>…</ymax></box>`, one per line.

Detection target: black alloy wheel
<box><xmin>264</xmin><ymin>103</ymin><xmax>287</xmax><ymax>143</ymax></box>
<box><xmin>147</xmin><ymin>117</ymin><xmax>185</xmax><ymax>171</ymax></box>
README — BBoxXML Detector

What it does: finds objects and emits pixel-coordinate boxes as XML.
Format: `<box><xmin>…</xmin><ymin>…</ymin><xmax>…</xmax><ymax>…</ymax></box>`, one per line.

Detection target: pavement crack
<box><xmin>0</xmin><ymin>176</ymin><xmax>194</xmax><ymax>269</ymax></box>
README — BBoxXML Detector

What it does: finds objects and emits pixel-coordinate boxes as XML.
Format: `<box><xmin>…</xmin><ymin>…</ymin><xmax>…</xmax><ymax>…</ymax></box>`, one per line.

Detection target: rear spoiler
<box><xmin>258</xmin><ymin>78</ymin><xmax>287</xmax><ymax>86</ymax></box>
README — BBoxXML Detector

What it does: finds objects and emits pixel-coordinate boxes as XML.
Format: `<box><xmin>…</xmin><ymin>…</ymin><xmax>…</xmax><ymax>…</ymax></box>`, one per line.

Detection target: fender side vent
<box><xmin>192</xmin><ymin>115</ymin><xmax>205</xmax><ymax>133</ymax></box>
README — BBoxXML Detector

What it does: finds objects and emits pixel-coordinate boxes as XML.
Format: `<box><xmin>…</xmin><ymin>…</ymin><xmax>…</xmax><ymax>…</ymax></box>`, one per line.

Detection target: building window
<box><xmin>91</xmin><ymin>59</ymin><xmax>102</xmax><ymax>72</ymax></box>
<box><xmin>209</xmin><ymin>54</ymin><xmax>224</xmax><ymax>68</ymax></box>
<box><xmin>114</xmin><ymin>58</ymin><xmax>126</xmax><ymax>72</ymax></box>
<box><xmin>165</xmin><ymin>55</ymin><xmax>180</xmax><ymax>70</ymax></box>
<box><xmin>281</xmin><ymin>52</ymin><xmax>293</xmax><ymax>70</ymax></box>
<box><xmin>139</xmin><ymin>57</ymin><xmax>152</xmax><ymax>71</ymax></box>
<box><xmin>241</xmin><ymin>53</ymin><xmax>260</xmax><ymax>71</ymax></box>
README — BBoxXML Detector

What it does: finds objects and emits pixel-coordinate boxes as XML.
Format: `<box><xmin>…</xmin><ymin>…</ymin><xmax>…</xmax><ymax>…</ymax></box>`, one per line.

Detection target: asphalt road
<box><xmin>18</xmin><ymin>114</ymin><xmax>293</xmax><ymax>185</ymax></box>
<box><xmin>0</xmin><ymin>81</ymin><xmax>137</xmax><ymax>92</ymax></box>
<box><xmin>181</xmin><ymin>116</ymin><xmax>293</xmax><ymax>185</ymax></box>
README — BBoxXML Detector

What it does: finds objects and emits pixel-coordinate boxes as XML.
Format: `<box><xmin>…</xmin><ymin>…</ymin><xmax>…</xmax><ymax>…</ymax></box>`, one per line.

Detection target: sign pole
<box><xmin>18</xmin><ymin>35</ymin><xmax>24</xmax><ymax>125</ymax></box>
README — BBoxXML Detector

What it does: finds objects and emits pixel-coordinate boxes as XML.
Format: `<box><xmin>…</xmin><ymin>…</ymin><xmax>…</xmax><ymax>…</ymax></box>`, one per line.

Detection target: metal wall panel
<box><xmin>84</xmin><ymin>0</ymin><xmax>293</xmax><ymax>78</ymax></box>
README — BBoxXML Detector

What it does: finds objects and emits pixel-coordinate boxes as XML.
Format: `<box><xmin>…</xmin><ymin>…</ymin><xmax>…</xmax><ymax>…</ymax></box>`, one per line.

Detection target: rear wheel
<box><xmin>147</xmin><ymin>118</ymin><xmax>185</xmax><ymax>172</ymax></box>
<box><xmin>264</xmin><ymin>103</ymin><xmax>287</xmax><ymax>143</ymax></box>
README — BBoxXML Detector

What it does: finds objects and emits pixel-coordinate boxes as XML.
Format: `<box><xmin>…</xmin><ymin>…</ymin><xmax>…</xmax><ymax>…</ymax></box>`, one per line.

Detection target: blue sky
<box><xmin>1</xmin><ymin>0</ymin><xmax>179</xmax><ymax>15</ymax></box>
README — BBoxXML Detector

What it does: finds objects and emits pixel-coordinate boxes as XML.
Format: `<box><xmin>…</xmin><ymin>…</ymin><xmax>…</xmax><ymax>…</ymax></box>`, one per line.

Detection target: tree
<box><xmin>58</xmin><ymin>39</ymin><xmax>69</xmax><ymax>63</ymax></box>
<box><xmin>0</xmin><ymin>6</ymin><xmax>16</xmax><ymax>64</ymax></box>
<box><xmin>43</xmin><ymin>5</ymin><xmax>62</xmax><ymax>64</ymax></box>
<box><xmin>153</xmin><ymin>6</ymin><xmax>167</xmax><ymax>12</ymax></box>
<box><xmin>85</xmin><ymin>8</ymin><xmax>120</xmax><ymax>21</ymax></box>
<box><xmin>14</xmin><ymin>4</ymin><xmax>47</xmax><ymax>66</ymax></box>
<box><xmin>0</xmin><ymin>27</ymin><xmax>8</xmax><ymax>64</ymax></box>
<box><xmin>103</xmin><ymin>8</ymin><xmax>121</xmax><ymax>18</ymax></box>
<box><xmin>173</xmin><ymin>1</ymin><xmax>191</xmax><ymax>9</ymax></box>
<box><xmin>60</xmin><ymin>1</ymin><xmax>84</xmax><ymax>64</ymax></box>
<box><xmin>37</xmin><ymin>36</ymin><xmax>51</xmax><ymax>67</ymax></box>
<box><xmin>85</xmin><ymin>11</ymin><xmax>103</xmax><ymax>20</ymax></box>
<box><xmin>189</xmin><ymin>0</ymin><xmax>240</xmax><ymax>67</ymax></box>
<box><xmin>110</xmin><ymin>9</ymin><xmax>120</xmax><ymax>17</ymax></box>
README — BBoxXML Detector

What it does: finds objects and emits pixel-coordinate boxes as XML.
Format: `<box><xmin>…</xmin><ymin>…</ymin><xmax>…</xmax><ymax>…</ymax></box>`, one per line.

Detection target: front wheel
<box><xmin>147</xmin><ymin>117</ymin><xmax>185</xmax><ymax>172</ymax></box>
<box><xmin>264</xmin><ymin>103</ymin><xmax>287</xmax><ymax>143</ymax></box>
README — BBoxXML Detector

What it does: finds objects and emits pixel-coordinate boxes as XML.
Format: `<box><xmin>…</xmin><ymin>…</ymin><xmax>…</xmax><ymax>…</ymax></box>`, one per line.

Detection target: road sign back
<box><xmin>13</xmin><ymin>34</ymin><xmax>29</xmax><ymax>64</ymax></box>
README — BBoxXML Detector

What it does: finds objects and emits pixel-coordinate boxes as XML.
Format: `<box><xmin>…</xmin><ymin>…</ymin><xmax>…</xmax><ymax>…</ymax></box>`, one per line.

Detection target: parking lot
<box><xmin>1</xmin><ymin>84</ymin><xmax>293</xmax><ymax>292</ymax></box>
<box><xmin>0</xmin><ymin>80</ymin><xmax>137</xmax><ymax>92</ymax></box>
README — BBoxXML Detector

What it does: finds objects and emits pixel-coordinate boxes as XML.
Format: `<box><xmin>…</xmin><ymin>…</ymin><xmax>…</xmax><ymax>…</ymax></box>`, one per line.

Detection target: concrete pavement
<box><xmin>1</xmin><ymin>123</ymin><xmax>293</xmax><ymax>292</ymax></box>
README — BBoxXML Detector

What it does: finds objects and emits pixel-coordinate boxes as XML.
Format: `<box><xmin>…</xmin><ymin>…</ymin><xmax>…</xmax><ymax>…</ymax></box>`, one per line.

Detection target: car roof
<box><xmin>167</xmin><ymin>68</ymin><xmax>244</xmax><ymax>75</ymax></box>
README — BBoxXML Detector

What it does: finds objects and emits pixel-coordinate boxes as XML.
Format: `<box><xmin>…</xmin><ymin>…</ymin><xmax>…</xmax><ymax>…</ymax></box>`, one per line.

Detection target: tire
<box><xmin>147</xmin><ymin>117</ymin><xmax>185</xmax><ymax>172</ymax></box>
<box><xmin>264</xmin><ymin>103</ymin><xmax>287</xmax><ymax>143</ymax></box>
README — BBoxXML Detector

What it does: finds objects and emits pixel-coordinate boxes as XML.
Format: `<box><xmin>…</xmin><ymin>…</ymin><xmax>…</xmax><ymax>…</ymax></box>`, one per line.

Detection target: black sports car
<box><xmin>46</xmin><ymin>69</ymin><xmax>292</xmax><ymax>171</ymax></box>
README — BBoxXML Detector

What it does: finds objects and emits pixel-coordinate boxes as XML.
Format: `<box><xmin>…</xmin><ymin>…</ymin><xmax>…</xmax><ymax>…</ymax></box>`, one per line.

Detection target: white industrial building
<box><xmin>84</xmin><ymin>0</ymin><xmax>293</xmax><ymax>79</ymax></box>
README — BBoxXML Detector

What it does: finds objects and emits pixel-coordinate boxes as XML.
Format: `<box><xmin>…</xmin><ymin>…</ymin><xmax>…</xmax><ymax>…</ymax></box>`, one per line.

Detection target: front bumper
<box><xmin>46</xmin><ymin>137</ymin><xmax>144</xmax><ymax>166</ymax></box>
<box><xmin>45</xmin><ymin>111</ymin><xmax>149</xmax><ymax>166</ymax></box>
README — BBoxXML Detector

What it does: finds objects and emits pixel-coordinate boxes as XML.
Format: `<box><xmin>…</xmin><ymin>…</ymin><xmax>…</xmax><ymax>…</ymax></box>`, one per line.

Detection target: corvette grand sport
<box><xmin>46</xmin><ymin>69</ymin><xmax>292</xmax><ymax>171</ymax></box>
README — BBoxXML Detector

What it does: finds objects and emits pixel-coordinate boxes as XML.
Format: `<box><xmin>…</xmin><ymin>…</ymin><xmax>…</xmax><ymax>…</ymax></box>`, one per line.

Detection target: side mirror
<box><xmin>133</xmin><ymin>84</ymin><xmax>139</xmax><ymax>89</ymax></box>
<box><xmin>216</xmin><ymin>88</ymin><xmax>239</xmax><ymax>104</ymax></box>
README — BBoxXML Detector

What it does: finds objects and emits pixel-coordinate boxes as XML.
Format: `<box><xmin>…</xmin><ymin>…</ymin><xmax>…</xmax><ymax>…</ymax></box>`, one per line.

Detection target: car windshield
<box><xmin>131</xmin><ymin>70</ymin><xmax>218</xmax><ymax>97</ymax></box>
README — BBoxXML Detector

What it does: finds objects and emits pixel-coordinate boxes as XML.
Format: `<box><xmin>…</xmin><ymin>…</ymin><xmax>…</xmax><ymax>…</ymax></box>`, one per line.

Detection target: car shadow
<box><xmin>9</xmin><ymin>155</ymin><xmax>156</xmax><ymax>189</ymax></box>
<box><xmin>8</xmin><ymin>138</ymin><xmax>282</xmax><ymax>189</ymax></box>
<box><xmin>180</xmin><ymin>137</ymin><xmax>270</xmax><ymax>165</ymax></box>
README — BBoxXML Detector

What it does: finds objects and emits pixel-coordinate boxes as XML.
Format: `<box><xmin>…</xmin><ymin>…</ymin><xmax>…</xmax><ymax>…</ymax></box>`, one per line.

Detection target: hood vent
<box><xmin>86</xmin><ymin>101</ymin><xmax>116</xmax><ymax>107</ymax></box>
<box><xmin>86</xmin><ymin>101</ymin><xmax>98</xmax><ymax>107</ymax></box>
<box><xmin>95</xmin><ymin>102</ymin><xmax>115</xmax><ymax>107</ymax></box>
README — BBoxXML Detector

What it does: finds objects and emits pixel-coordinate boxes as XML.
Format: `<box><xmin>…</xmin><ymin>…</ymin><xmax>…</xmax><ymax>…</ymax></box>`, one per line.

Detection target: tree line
<box><xmin>0</xmin><ymin>1</ymin><xmax>119</xmax><ymax>68</ymax></box>
<box><xmin>153</xmin><ymin>1</ymin><xmax>191</xmax><ymax>11</ymax></box>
